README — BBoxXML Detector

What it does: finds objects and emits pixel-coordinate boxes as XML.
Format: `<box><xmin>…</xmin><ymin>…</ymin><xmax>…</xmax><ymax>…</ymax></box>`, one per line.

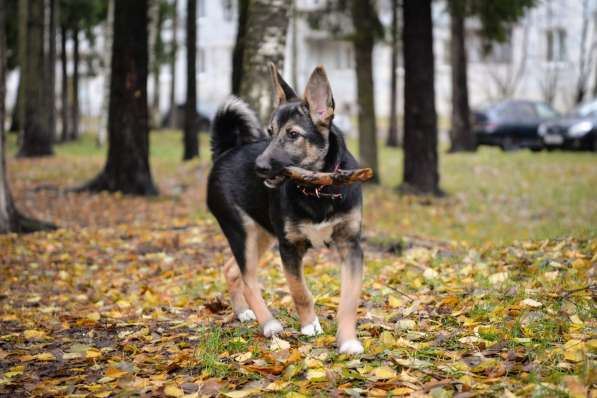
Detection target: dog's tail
<box><xmin>210</xmin><ymin>96</ymin><xmax>267</xmax><ymax>159</ymax></box>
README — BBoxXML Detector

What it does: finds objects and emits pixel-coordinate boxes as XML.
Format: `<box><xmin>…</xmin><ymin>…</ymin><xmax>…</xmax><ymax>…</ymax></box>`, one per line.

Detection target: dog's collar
<box><xmin>296</xmin><ymin>162</ymin><xmax>343</xmax><ymax>200</ymax></box>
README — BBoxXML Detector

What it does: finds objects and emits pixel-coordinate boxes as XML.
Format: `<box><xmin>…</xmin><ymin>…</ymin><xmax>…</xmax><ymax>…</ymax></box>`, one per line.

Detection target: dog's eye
<box><xmin>287</xmin><ymin>130</ymin><xmax>300</xmax><ymax>140</ymax></box>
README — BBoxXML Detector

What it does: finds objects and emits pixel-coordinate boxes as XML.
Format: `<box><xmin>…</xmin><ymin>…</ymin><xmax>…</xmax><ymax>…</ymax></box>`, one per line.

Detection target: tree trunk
<box><xmin>386</xmin><ymin>0</ymin><xmax>399</xmax><ymax>148</ymax></box>
<box><xmin>60</xmin><ymin>23</ymin><xmax>69</xmax><ymax>142</ymax></box>
<box><xmin>183</xmin><ymin>0</ymin><xmax>198</xmax><ymax>160</ymax></box>
<box><xmin>46</xmin><ymin>0</ymin><xmax>57</xmax><ymax>141</ymax></box>
<box><xmin>350</xmin><ymin>0</ymin><xmax>379</xmax><ymax>183</ymax></box>
<box><xmin>231</xmin><ymin>0</ymin><xmax>249</xmax><ymax>95</ymax></box>
<box><xmin>19</xmin><ymin>0</ymin><xmax>53</xmax><ymax>157</ymax></box>
<box><xmin>97</xmin><ymin>0</ymin><xmax>114</xmax><ymax>146</ymax></box>
<box><xmin>238</xmin><ymin>0</ymin><xmax>290</xmax><ymax>121</ymax></box>
<box><xmin>15</xmin><ymin>0</ymin><xmax>28</xmax><ymax>140</ymax></box>
<box><xmin>290</xmin><ymin>0</ymin><xmax>298</xmax><ymax>89</ymax></box>
<box><xmin>80</xmin><ymin>0</ymin><xmax>158</xmax><ymax>196</ymax></box>
<box><xmin>168</xmin><ymin>0</ymin><xmax>178</xmax><ymax>128</ymax></box>
<box><xmin>0</xmin><ymin>2</ymin><xmax>54</xmax><ymax>233</ymax></box>
<box><xmin>148</xmin><ymin>0</ymin><xmax>160</xmax><ymax>129</ymax></box>
<box><xmin>9</xmin><ymin>77</ymin><xmax>21</xmax><ymax>132</ymax></box>
<box><xmin>448</xmin><ymin>1</ymin><xmax>475</xmax><ymax>152</ymax></box>
<box><xmin>400</xmin><ymin>0</ymin><xmax>441</xmax><ymax>195</ymax></box>
<box><xmin>70</xmin><ymin>26</ymin><xmax>79</xmax><ymax>140</ymax></box>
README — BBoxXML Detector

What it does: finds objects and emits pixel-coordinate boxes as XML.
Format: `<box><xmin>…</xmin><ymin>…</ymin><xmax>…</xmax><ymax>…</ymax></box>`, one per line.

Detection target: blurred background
<box><xmin>0</xmin><ymin>0</ymin><xmax>595</xmax><ymax>243</ymax></box>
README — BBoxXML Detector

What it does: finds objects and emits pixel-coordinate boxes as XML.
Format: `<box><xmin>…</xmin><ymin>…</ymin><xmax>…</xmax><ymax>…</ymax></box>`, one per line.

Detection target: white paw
<box><xmin>263</xmin><ymin>319</ymin><xmax>283</xmax><ymax>337</ymax></box>
<box><xmin>301</xmin><ymin>317</ymin><xmax>323</xmax><ymax>336</ymax></box>
<box><xmin>237</xmin><ymin>309</ymin><xmax>256</xmax><ymax>322</ymax></box>
<box><xmin>338</xmin><ymin>339</ymin><xmax>364</xmax><ymax>355</ymax></box>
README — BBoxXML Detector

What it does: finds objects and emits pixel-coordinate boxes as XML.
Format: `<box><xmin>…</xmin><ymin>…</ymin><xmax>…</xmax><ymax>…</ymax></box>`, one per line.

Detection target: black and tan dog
<box><xmin>207</xmin><ymin>64</ymin><xmax>364</xmax><ymax>354</ymax></box>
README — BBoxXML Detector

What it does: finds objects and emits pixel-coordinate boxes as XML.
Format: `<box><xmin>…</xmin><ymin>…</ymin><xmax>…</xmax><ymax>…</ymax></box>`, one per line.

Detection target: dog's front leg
<box><xmin>336</xmin><ymin>239</ymin><xmax>364</xmax><ymax>354</ymax></box>
<box><xmin>279</xmin><ymin>242</ymin><xmax>322</xmax><ymax>336</ymax></box>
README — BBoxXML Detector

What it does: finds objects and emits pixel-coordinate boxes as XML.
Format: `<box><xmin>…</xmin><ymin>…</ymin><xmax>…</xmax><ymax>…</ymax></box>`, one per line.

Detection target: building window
<box><xmin>198</xmin><ymin>48</ymin><xmax>206</xmax><ymax>73</ymax></box>
<box><xmin>334</xmin><ymin>43</ymin><xmax>354</xmax><ymax>70</ymax></box>
<box><xmin>546</xmin><ymin>28</ymin><xmax>566</xmax><ymax>62</ymax></box>
<box><xmin>198</xmin><ymin>0</ymin><xmax>206</xmax><ymax>18</ymax></box>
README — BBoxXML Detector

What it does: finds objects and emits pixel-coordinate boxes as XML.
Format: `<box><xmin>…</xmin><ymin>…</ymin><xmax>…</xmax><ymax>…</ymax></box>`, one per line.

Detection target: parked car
<box><xmin>538</xmin><ymin>100</ymin><xmax>597</xmax><ymax>151</ymax></box>
<box><xmin>473</xmin><ymin>100</ymin><xmax>560</xmax><ymax>151</ymax></box>
<box><xmin>161</xmin><ymin>104</ymin><xmax>212</xmax><ymax>131</ymax></box>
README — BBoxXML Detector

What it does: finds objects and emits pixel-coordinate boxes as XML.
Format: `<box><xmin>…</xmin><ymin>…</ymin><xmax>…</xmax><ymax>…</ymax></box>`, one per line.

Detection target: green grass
<box><xmin>6</xmin><ymin>130</ymin><xmax>596</xmax><ymax>244</ymax></box>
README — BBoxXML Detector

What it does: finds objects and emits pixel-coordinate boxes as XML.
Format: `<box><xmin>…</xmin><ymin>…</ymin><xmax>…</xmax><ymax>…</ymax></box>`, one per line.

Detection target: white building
<box><xmin>7</xmin><ymin>0</ymin><xmax>596</xmax><ymax>132</ymax></box>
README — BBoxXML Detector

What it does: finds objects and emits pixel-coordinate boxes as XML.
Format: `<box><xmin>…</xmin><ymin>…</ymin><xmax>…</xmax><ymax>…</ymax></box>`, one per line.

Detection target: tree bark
<box><xmin>80</xmin><ymin>0</ymin><xmax>158</xmax><ymax>196</ymax></box>
<box><xmin>448</xmin><ymin>1</ymin><xmax>475</xmax><ymax>152</ymax></box>
<box><xmin>400</xmin><ymin>0</ymin><xmax>441</xmax><ymax>195</ymax></box>
<box><xmin>19</xmin><ymin>0</ymin><xmax>53</xmax><ymax>157</ymax></box>
<box><xmin>386</xmin><ymin>0</ymin><xmax>399</xmax><ymax>148</ymax></box>
<box><xmin>148</xmin><ymin>0</ymin><xmax>160</xmax><ymax>129</ymax></box>
<box><xmin>46</xmin><ymin>0</ymin><xmax>57</xmax><ymax>141</ymax></box>
<box><xmin>183</xmin><ymin>0</ymin><xmax>198</xmax><ymax>160</ymax></box>
<box><xmin>9</xmin><ymin>77</ymin><xmax>21</xmax><ymax>132</ymax></box>
<box><xmin>0</xmin><ymin>2</ymin><xmax>54</xmax><ymax>233</ymax></box>
<box><xmin>231</xmin><ymin>0</ymin><xmax>249</xmax><ymax>96</ymax></box>
<box><xmin>70</xmin><ymin>25</ymin><xmax>79</xmax><ymax>140</ymax></box>
<box><xmin>60</xmin><ymin>23</ymin><xmax>69</xmax><ymax>142</ymax></box>
<box><xmin>97</xmin><ymin>0</ymin><xmax>114</xmax><ymax>146</ymax></box>
<box><xmin>350</xmin><ymin>0</ymin><xmax>379</xmax><ymax>183</ymax></box>
<box><xmin>238</xmin><ymin>0</ymin><xmax>290</xmax><ymax>121</ymax></box>
<box><xmin>168</xmin><ymin>0</ymin><xmax>178</xmax><ymax>128</ymax></box>
<box><xmin>15</xmin><ymin>0</ymin><xmax>28</xmax><ymax>139</ymax></box>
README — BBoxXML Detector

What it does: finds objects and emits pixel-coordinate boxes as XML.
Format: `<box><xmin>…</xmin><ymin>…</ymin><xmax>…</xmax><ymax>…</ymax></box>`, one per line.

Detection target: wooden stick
<box><xmin>283</xmin><ymin>166</ymin><xmax>374</xmax><ymax>186</ymax></box>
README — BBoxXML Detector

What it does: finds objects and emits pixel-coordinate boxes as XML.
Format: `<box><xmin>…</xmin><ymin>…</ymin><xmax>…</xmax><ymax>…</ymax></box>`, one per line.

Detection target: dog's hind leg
<box><xmin>238</xmin><ymin>217</ymin><xmax>281</xmax><ymax>336</ymax></box>
<box><xmin>336</xmin><ymin>239</ymin><xmax>364</xmax><ymax>354</ymax></box>
<box><xmin>280</xmin><ymin>242</ymin><xmax>322</xmax><ymax>336</ymax></box>
<box><xmin>223</xmin><ymin>258</ymin><xmax>255</xmax><ymax>322</ymax></box>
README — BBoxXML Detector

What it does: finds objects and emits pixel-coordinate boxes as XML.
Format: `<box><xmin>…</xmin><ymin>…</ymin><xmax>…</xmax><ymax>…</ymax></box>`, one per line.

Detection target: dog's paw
<box><xmin>237</xmin><ymin>309</ymin><xmax>256</xmax><ymax>323</ymax></box>
<box><xmin>301</xmin><ymin>317</ymin><xmax>323</xmax><ymax>336</ymax></box>
<box><xmin>263</xmin><ymin>319</ymin><xmax>283</xmax><ymax>337</ymax></box>
<box><xmin>338</xmin><ymin>339</ymin><xmax>364</xmax><ymax>355</ymax></box>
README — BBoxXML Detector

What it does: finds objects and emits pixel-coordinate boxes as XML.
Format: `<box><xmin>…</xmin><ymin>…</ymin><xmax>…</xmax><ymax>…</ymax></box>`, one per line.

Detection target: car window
<box><xmin>574</xmin><ymin>100</ymin><xmax>597</xmax><ymax>117</ymax></box>
<box><xmin>495</xmin><ymin>103</ymin><xmax>536</xmax><ymax>122</ymax></box>
<box><xmin>535</xmin><ymin>103</ymin><xmax>559</xmax><ymax>119</ymax></box>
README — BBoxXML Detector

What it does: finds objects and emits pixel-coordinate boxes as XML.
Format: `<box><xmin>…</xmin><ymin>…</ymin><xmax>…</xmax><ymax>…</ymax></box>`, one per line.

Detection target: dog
<box><xmin>207</xmin><ymin>64</ymin><xmax>364</xmax><ymax>354</ymax></box>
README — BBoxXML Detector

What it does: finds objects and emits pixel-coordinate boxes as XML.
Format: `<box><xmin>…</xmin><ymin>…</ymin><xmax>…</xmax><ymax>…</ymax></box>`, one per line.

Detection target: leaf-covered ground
<box><xmin>1</xmin><ymin>133</ymin><xmax>596</xmax><ymax>397</ymax></box>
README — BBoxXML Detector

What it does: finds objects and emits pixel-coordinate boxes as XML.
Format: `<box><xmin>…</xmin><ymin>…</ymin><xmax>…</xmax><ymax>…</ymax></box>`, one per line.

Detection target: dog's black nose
<box><xmin>255</xmin><ymin>159</ymin><xmax>271</xmax><ymax>177</ymax></box>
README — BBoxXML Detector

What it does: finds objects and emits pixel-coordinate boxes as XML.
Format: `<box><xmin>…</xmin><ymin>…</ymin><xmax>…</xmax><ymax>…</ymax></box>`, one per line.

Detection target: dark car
<box><xmin>538</xmin><ymin>100</ymin><xmax>597</xmax><ymax>151</ymax></box>
<box><xmin>473</xmin><ymin>100</ymin><xmax>560</xmax><ymax>151</ymax></box>
<box><xmin>161</xmin><ymin>104</ymin><xmax>212</xmax><ymax>131</ymax></box>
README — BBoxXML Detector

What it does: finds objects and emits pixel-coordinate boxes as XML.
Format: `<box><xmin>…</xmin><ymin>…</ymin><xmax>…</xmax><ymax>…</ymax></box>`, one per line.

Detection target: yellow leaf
<box><xmin>86</xmin><ymin>312</ymin><xmax>101</xmax><ymax>321</ymax></box>
<box><xmin>34</xmin><ymin>352</ymin><xmax>55</xmax><ymax>361</ymax></box>
<box><xmin>306</xmin><ymin>368</ymin><xmax>327</xmax><ymax>382</ymax></box>
<box><xmin>86</xmin><ymin>348</ymin><xmax>102</xmax><ymax>359</ymax></box>
<box><xmin>105</xmin><ymin>367</ymin><xmax>128</xmax><ymax>378</ymax></box>
<box><xmin>95</xmin><ymin>392</ymin><xmax>112</xmax><ymax>398</ymax></box>
<box><xmin>371</xmin><ymin>366</ymin><xmax>397</xmax><ymax>380</ymax></box>
<box><xmin>164</xmin><ymin>384</ymin><xmax>184</xmax><ymax>398</ymax></box>
<box><xmin>489</xmin><ymin>272</ymin><xmax>508</xmax><ymax>285</ymax></box>
<box><xmin>222</xmin><ymin>388</ymin><xmax>260</xmax><ymax>398</ymax></box>
<box><xmin>520</xmin><ymin>298</ymin><xmax>543</xmax><ymax>308</ymax></box>
<box><xmin>63</xmin><ymin>352</ymin><xmax>82</xmax><ymax>360</ymax></box>
<box><xmin>285</xmin><ymin>393</ymin><xmax>308</xmax><ymax>398</ymax></box>
<box><xmin>304</xmin><ymin>358</ymin><xmax>323</xmax><ymax>368</ymax></box>
<box><xmin>563</xmin><ymin>339</ymin><xmax>585</xmax><ymax>362</ymax></box>
<box><xmin>265</xmin><ymin>380</ymin><xmax>289</xmax><ymax>391</ymax></box>
<box><xmin>388</xmin><ymin>295</ymin><xmax>403</xmax><ymax>308</ymax></box>
<box><xmin>396</xmin><ymin>319</ymin><xmax>416</xmax><ymax>330</ymax></box>
<box><xmin>234</xmin><ymin>351</ymin><xmax>252</xmax><ymax>363</ymax></box>
<box><xmin>270</xmin><ymin>335</ymin><xmax>291</xmax><ymax>351</ymax></box>
<box><xmin>390</xmin><ymin>387</ymin><xmax>415</xmax><ymax>396</ymax></box>
<box><xmin>24</xmin><ymin>329</ymin><xmax>47</xmax><ymax>340</ymax></box>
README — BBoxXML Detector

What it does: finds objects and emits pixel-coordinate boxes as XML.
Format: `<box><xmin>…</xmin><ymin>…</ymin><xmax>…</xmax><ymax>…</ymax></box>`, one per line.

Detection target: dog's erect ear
<box><xmin>304</xmin><ymin>65</ymin><xmax>335</xmax><ymax>128</ymax></box>
<box><xmin>269</xmin><ymin>63</ymin><xmax>297</xmax><ymax>106</ymax></box>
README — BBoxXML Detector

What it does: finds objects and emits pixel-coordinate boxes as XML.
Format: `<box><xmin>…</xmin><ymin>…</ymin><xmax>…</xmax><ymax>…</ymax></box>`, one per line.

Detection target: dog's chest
<box><xmin>284</xmin><ymin>212</ymin><xmax>358</xmax><ymax>247</ymax></box>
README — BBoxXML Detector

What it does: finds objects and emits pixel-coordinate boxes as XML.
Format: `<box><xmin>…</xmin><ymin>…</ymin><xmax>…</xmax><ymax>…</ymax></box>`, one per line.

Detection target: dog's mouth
<box><xmin>263</xmin><ymin>175</ymin><xmax>286</xmax><ymax>189</ymax></box>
